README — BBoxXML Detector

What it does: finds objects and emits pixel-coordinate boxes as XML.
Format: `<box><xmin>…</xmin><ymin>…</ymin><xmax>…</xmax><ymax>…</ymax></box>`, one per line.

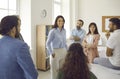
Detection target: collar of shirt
<box><xmin>75</xmin><ymin>28</ymin><xmax>82</xmax><ymax>31</ymax></box>
<box><xmin>57</xmin><ymin>27</ymin><xmax>64</xmax><ymax>32</ymax></box>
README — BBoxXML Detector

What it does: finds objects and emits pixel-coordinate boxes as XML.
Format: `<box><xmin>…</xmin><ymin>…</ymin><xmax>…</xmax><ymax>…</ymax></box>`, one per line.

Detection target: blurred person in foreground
<box><xmin>0</xmin><ymin>15</ymin><xmax>38</xmax><ymax>79</ymax></box>
<box><xmin>57</xmin><ymin>43</ymin><xmax>97</xmax><ymax>79</ymax></box>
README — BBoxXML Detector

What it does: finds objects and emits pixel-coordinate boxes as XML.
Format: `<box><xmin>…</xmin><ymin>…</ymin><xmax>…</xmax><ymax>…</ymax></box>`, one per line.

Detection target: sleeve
<box><xmin>64</xmin><ymin>30</ymin><xmax>68</xmax><ymax>49</ymax></box>
<box><xmin>90</xmin><ymin>34</ymin><xmax>100</xmax><ymax>48</ymax></box>
<box><xmin>46</xmin><ymin>29</ymin><xmax>54</xmax><ymax>55</ymax></box>
<box><xmin>17</xmin><ymin>43</ymin><xmax>38</xmax><ymax>79</ymax></box>
<box><xmin>80</xmin><ymin>30</ymin><xmax>86</xmax><ymax>42</ymax></box>
<box><xmin>82</xmin><ymin>36</ymin><xmax>87</xmax><ymax>48</ymax></box>
<box><xmin>106</xmin><ymin>35</ymin><xmax>115</xmax><ymax>49</ymax></box>
<box><xmin>70</xmin><ymin>29</ymin><xmax>74</xmax><ymax>36</ymax></box>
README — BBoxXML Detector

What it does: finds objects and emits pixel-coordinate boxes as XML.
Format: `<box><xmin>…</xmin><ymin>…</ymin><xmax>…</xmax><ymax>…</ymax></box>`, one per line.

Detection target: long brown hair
<box><xmin>87</xmin><ymin>22</ymin><xmax>99</xmax><ymax>35</ymax></box>
<box><xmin>61</xmin><ymin>43</ymin><xmax>90</xmax><ymax>79</ymax></box>
<box><xmin>53</xmin><ymin>15</ymin><xmax>65</xmax><ymax>29</ymax></box>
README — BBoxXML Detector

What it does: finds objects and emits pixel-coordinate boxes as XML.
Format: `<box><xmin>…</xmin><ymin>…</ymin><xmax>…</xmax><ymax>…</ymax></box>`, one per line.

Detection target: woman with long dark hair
<box><xmin>57</xmin><ymin>43</ymin><xmax>97</xmax><ymax>79</ymax></box>
<box><xmin>82</xmin><ymin>22</ymin><xmax>100</xmax><ymax>63</ymax></box>
<box><xmin>46</xmin><ymin>15</ymin><xmax>67</xmax><ymax>79</ymax></box>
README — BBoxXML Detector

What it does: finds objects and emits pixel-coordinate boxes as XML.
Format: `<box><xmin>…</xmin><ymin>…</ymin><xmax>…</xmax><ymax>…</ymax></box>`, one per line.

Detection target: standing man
<box><xmin>0</xmin><ymin>15</ymin><xmax>38</xmax><ymax>79</ymax></box>
<box><xmin>94</xmin><ymin>18</ymin><xmax>120</xmax><ymax>70</ymax></box>
<box><xmin>70</xmin><ymin>19</ymin><xmax>86</xmax><ymax>44</ymax></box>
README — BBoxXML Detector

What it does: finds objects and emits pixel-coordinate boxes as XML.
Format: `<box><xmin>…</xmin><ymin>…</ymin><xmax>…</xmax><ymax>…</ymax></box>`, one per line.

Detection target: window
<box><xmin>53</xmin><ymin>0</ymin><xmax>70</xmax><ymax>38</ymax></box>
<box><xmin>53</xmin><ymin>0</ymin><xmax>62</xmax><ymax>22</ymax></box>
<box><xmin>0</xmin><ymin>0</ymin><xmax>19</xmax><ymax>20</ymax></box>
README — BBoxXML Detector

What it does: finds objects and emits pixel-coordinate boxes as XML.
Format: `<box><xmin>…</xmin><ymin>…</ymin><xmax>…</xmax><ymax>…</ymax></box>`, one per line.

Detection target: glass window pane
<box><xmin>9</xmin><ymin>0</ymin><xmax>17</xmax><ymax>10</ymax></box>
<box><xmin>8</xmin><ymin>10</ymin><xmax>16</xmax><ymax>15</ymax></box>
<box><xmin>54</xmin><ymin>4</ymin><xmax>61</xmax><ymax>20</ymax></box>
<box><xmin>54</xmin><ymin>0</ymin><xmax>61</xmax><ymax>2</ymax></box>
<box><xmin>0</xmin><ymin>0</ymin><xmax>8</xmax><ymax>9</ymax></box>
<box><xmin>0</xmin><ymin>10</ymin><xmax>8</xmax><ymax>20</ymax></box>
<box><xmin>9</xmin><ymin>0</ymin><xmax>16</xmax><ymax>10</ymax></box>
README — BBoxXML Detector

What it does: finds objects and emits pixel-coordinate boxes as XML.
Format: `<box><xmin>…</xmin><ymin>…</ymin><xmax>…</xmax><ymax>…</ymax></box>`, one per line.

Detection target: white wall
<box><xmin>31</xmin><ymin>0</ymin><xmax>53</xmax><ymax>64</ymax></box>
<box><xmin>62</xmin><ymin>0</ymin><xmax>70</xmax><ymax>38</ymax></box>
<box><xmin>70</xmin><ymin>0</ymin><xmax>79</xmax><ymax>30</ymax></box>
<box><xmin>78</xmin><ymin>0</ymin><xmax>120</xmax><ymax>45</ymax></box>
<box><xmin>20</xmin><ymin>0</ymin><xmax>31</xmax><ymax>47</ymax></box>
<box><xmin>20</xmin><ymin>0</ymin><xmax>53</xmax><ymax>65</ymax></box>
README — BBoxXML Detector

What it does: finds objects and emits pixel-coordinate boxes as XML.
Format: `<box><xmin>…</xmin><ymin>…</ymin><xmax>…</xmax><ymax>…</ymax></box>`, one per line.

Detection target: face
<box><xmin>76</xmin><ymin>21</ymin><xmax>83</xmax><ymax>30</ymax></box>
<box><xmin>108</xmin><ymin>22</ymin><xmax>114</xmax><ymax>32</ymax></box>
<box><xmin>57</xmin><ymin>17</ymin><xmax>64</xmax><ymax>28</ymax></box>
<box><xmin>90</xmin><ymin>25</ymin><xmax>96</xmax><ymax>33</ymax></box>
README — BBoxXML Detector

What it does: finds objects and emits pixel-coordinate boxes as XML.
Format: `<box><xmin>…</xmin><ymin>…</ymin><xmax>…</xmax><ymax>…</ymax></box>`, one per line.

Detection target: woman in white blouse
<box><xmin>82</xmin><ymin>22</ymin><xmax>100</xmax><ymax>63</ymax></box>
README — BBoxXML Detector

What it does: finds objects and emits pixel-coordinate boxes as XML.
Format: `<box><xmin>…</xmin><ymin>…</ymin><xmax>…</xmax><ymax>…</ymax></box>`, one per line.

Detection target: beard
<box><xmin>15</xmin><ymin>32</ymin><xmax>20</xmax><ymax>38</ymax></box>
<box><xmin>15</xmin><ymin>27</ymin><xmax>20</xmax><ymax>38</ymax></box>
<box><xmin>76</xmin><ymin>26</ymin><xmax>81</xmax><ymax>30</ymax></box>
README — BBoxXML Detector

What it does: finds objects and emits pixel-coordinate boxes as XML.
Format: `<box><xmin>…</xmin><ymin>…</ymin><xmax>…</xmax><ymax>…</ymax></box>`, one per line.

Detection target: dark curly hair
<box><xmin>61</xmin><ymin>43</ymin><xmax>90</xmax><ymax>79</ymax></box>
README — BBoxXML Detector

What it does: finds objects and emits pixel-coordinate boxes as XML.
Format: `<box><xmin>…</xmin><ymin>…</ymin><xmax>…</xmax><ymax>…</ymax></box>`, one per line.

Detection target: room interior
<box><xmin>0</xmin><ymin>0</ymin><xmax>120</xmax><ymax>79</ymax></box>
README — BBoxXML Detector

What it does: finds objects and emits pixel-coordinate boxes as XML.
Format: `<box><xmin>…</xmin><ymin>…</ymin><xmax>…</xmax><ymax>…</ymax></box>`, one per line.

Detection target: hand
<box><xmin>69</xmin><ymin>36</ymin><xmax>74</xmax><ymax>40</ymax></box>
<box><xmin>74</xmin><ymin>36</ymin><xmax>80</xmax><ymax>41</ymax></box>
<box><xmin>86</xmin><ymin>44</ymin><xmax>91</xmax><ymax>48</ymax></box>
<box><xmin>52</xmin><ymin>53</ymin><xmax>55</xmax><ymax>58</ymax></box>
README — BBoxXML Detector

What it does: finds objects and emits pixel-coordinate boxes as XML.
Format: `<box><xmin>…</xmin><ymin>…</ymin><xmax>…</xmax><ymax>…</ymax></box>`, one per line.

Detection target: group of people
<box><xmin>70</xmin><ymin>19</ymin><xmax>100</xmax><ymax>63</ymax></box>
<box><xmin>46</xmin><ymin>15</ymin><xmax>120</xmax><ymax>79</ymax></box>
<box><xmin>46</xmin><ymin>15</ymin><xmax>100</xmax><ymax>79</ymax></box>
<box><xmin>0</xmin><ymin>14</ymin><xmax>120</xmax><ymax>79</ymax></box>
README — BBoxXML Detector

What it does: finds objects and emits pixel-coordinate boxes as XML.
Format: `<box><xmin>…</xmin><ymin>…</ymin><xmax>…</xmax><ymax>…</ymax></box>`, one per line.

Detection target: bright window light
<box><xmin>0</xmin><ymin>0</ymin><xmax>19</xmax><ymax>20</ymax></box>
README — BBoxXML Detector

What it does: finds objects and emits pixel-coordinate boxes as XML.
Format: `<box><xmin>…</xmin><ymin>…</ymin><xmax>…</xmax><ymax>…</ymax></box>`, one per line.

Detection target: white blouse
<box><xmin>86</xmin><ymin>35</ymin><xmax>94</xmax><ymax>44</ymax></box>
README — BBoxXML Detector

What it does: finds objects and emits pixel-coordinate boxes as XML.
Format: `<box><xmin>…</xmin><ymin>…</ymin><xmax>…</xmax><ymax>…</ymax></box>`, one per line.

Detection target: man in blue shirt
<box><xmin>0</xmin><ymin>15</ymin><xmax>38</xmax><ymax>79</ymax></box>
<box><xmin>70</xmin><ymin>19</ymin><xmax>86</xmax><ymax>44</ymax></box>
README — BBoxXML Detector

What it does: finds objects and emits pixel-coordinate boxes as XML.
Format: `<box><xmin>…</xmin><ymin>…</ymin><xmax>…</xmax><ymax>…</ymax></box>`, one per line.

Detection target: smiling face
<box><xmin>57</xmin><ymin>17</ymin><xmax>64</xmax><ymax>28</ymax></box>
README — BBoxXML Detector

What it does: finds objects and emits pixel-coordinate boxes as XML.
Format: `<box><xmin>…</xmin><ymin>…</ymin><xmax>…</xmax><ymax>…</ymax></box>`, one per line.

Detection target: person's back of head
<box><xmin>61</xmin><ymin>43</ymin><xmax>90</xmax><ymax>79</ymax></box>
<box><xmin>0</xmin><ymin>15</ymin><xmax>19</xmax><ymax>37</ymax></box>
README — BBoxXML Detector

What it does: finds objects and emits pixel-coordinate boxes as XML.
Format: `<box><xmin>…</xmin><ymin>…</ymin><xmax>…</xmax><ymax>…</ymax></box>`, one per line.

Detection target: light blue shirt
<box><xmin>46</xmin><ymin>28</ymin><xmax>67</xmax><ymax>55</ymax></box>
<box><xmin>71</xmin><ymin>28</ymin><xmax>86</xmax><ymax>44</ymax></box>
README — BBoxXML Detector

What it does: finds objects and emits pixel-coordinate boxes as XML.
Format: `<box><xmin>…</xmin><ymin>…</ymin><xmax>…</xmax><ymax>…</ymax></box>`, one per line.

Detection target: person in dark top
<box><xmin>57</xmin><ymin>43</ymin><xmax>97</xmax><ymax>79</ymax></box>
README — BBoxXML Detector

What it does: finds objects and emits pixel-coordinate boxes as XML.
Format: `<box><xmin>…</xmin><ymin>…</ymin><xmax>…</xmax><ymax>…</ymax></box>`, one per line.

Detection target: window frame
<box><xmin>0</xmin><ymin>0</ymin><xmax>20</xmax><ymax>20</ymax></box>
